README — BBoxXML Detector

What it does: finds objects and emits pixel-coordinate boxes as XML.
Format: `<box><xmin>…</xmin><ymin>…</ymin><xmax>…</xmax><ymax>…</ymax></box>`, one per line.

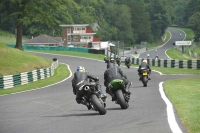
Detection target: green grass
<box><xmin>0</xmin><ymin>63</ymin><xmax>70</xmax><ymax>95</ymax></box>
<box><xmin>163</xmin><ymin>78</ymin><xmax>200</xmax><ymax>133</ymax></box>
<box><xmin>166</xmin><ymin>48</ymin><xmax>197</xmax><ymax>60</ymax></box>
<box><xmin>0</xmin><ymin>29</ymin><xmax>28</xmax><ymax>44</ymax></box>
<box><xmin>28</xmin><ymin>50</ymin><xmax>106</xmax><ymax>60</ymax></box>
<box><xmin>0</xmin><ymin>43</ymin><xmax>53</xmax><ymax>76</ymax></box>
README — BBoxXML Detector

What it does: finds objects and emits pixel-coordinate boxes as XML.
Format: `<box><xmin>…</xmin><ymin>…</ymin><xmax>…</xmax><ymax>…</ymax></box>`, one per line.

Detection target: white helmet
<box><xmin>142</xmin><ymin>60</ymin><xmax>147</xmax><ymax>64</ymax></box>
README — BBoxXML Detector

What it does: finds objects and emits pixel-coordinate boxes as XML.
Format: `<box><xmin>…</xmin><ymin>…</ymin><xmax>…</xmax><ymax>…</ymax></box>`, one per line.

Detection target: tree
<box><xmin>128</xmin><ymin>1</ymin><xmax>152</xmax><ymax>43</ymax></box>
<box><xmin>0</xmin><ymin>0</ymin><xmax>72</xmax><ymax>50</ymax></box>
<box><xmin>146</xmin><ymin>0</ymin><xmax>171</xmax><ymax>41</ymax></box>
<box><xmin>104</xmin><ymin>3</ymin><xmax>133</xmax><ymax>44</ymax></box>
<box><xmin>187</xmin><ymin>12</ymin><xmax>200</xmax><ymax>42</ymax></box>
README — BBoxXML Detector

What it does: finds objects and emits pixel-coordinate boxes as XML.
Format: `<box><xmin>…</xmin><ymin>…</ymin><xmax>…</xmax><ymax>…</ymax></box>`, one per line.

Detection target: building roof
<box><xmin>24</xmin><ymin>34</ymin><xmax>62</xmax><ymax>44</ymax></box>
<box><xmin>90</xmin><ymin>22</ymin><xmax>100</xmax><ymax>31</ymax></box>
<box><xmin>59</xmin><ymin>24</ymin><xmax>89</xmax><ymax>27</ymax></box>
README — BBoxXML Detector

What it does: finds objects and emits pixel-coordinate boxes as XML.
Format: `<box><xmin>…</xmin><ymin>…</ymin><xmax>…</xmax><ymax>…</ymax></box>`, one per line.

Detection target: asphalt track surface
<box><xmin>139</xmin><ymin>28</ymin><xmax>186</xmax><ymax>60</ymax></box>
<box><xmin>0</xmin><ymin>28</ymin><xmax>199</xmax><ymax>133</ymax></box>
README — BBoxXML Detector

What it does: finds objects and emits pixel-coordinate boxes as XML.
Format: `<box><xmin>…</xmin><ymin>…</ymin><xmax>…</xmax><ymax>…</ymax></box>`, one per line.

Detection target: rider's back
<box><xmin>106</xmin><ymin>66</ymin><xmax>122</xmax><ymax>81</ymax></box>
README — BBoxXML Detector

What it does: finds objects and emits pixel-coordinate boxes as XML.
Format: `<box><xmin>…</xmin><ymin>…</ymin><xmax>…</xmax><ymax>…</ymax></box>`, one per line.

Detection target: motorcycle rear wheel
<box><xmin>142</xmin><ymin>76</ymin><xmax>148</xmax><ymax>87</ymax></box>
<box><xmin>116</xmin><ymin>89</ymin><xmax>129</xmax><ymax>109</ymax></box>
<box><xmin>91</xmin><ymin>94</ymin><xmax>107</xmax><ymax>115</ymax></box>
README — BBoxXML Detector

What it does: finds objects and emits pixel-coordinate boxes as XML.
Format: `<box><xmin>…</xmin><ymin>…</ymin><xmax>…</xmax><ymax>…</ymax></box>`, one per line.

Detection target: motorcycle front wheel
<box><xmin>91</xmin><ymin>94</ymin><xmax>107</xmax><ymax>115</ymax></box>
<box><xmin>115</xmin><ymin>89</ymin><xmax>129</xmax><ymax>109</ymax></box>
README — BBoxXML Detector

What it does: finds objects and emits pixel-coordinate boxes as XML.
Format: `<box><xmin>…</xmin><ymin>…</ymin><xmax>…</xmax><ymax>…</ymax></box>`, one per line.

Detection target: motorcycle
<box><xmin>140</xmin><ymin>68</ymin><xmax>149</xmax><ymax>87</ymax></box>
<box><xmin>116</xmin><ymin>60</ymin><xmax>121</xmax><ymax>66</ymax></box>
<box><xmin>82</xmin><ymin>82</ymin><xmax>107</xmax><ymax>115</ymax></box>
<box><xmin>125</xmin><ymin>61</ymin><xmax>131</xmax><ymax>69</ymax></box>
<box><xmin>108</xmin><ymin>79</ymin><xmax>130</xmax><ymax>109</ymax></box>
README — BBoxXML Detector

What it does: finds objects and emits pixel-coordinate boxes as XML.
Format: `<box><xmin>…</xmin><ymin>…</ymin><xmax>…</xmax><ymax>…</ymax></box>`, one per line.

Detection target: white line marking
<box><xmin>159</xmin><ymin>82</ymin><xmax>183</xmax><ymax>133</ymax></box>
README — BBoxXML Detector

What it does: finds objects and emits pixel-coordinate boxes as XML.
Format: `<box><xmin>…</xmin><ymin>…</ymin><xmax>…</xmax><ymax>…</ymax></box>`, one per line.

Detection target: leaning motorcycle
<box><xmin>108</xmin><ymin>79</ymin><xmax>130</xmax><ymax>109</ymax></box>
<box><xmin>81</xmin><ymin>82</ymin><xmax>107</xmax><ymax>115</ymax></box>
<box><xmin>140</xmin><ymin>68</ymin><xmax>149</xmax><ymax>87</ymax></box>
<box><xmin>125</xmin><ymin>61</ymin><xmax>131</xmax><ymax>69</ymax></box>
<box><xmin>116</xmin><ymin>60</ymin><xmax>121</xmax><ymax>66</ymax></box>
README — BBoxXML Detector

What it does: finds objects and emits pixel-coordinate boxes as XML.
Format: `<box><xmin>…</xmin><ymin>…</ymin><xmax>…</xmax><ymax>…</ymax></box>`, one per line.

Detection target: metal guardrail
<box><xmin>0</xmin><ymin>60</ymin><xmax>59</xmax><ymax>90</ymax></box>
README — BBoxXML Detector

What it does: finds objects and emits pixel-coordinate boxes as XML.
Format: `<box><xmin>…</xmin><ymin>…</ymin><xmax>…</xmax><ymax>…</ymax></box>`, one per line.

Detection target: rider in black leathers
<box><xmin>104</xmin><ymin>56</ymin><xmax>109</xmax><ymax>63</ymax></box>
<box><xmin>104</xmin><ymin>65</ymin><xmax>131</xmax><ymax>101</ymax></box>
<box><xmin>72</xmin><ymin>66</ymin><xmax>106</xmax><ymax>109</ymax></box>
<box><xmin>116</xmin><ymin>56</ymin><xmax>121</xmax><ymax>66</ymax></box>
<box><xmin>107</xmin><ymin>57</ymin><xmax>118</xmax><ymax>69</ymax></box>
<box><xmin>125</xmin><ymin>57</ymin><xmax>131</xmax><ymax>65</ymax></box>
<box><xmin>138</xmin><ymin>60</ymin><xmax>151</xmax><ymax>80</ymax></box>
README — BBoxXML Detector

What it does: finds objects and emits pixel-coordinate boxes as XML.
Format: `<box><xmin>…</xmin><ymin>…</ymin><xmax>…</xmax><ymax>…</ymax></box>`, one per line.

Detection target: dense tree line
<box><xmin>0</xmin><ymin>0</ymin><xmax>199</xmax><ymax>50</ymax></box>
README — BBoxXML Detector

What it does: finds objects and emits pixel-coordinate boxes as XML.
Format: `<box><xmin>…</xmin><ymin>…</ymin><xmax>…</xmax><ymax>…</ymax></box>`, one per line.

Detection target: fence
<box><xmin>0</xmin><ymin>60</ymin><xmax>59</xmax><ymax>90</ymax></box>
<box><xmin>132</xmin><ymin>58</ymin><xmax>200</xmax><ymax>69</ymax></box>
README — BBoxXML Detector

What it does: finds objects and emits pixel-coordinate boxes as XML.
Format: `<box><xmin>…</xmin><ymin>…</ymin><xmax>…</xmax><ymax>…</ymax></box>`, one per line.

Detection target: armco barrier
<box><xmin>132</xmin><ymin>58</ymin><xmax>200</xmax><ymax>69</ymax></box>
<box><xmin>0</xmin><ymin>60</ymin><xmax>59</xmax><ymax>90</ymax></box>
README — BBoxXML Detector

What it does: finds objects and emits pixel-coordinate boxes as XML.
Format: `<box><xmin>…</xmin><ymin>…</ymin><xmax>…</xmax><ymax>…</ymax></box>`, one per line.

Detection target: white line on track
<box><xmin>159</xmin><ymin>82</ymin><xmax>183</xmax><ymax>133</ymax></box>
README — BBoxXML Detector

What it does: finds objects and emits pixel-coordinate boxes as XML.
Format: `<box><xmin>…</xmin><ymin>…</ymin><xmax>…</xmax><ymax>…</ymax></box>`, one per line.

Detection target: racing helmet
<box><xmin>77</xmin><ymin>66</ymin><xmax>85</xmax><ymax>72</ymax></box>
<box><xmin>110</xmin><ymin>57</ymin><xmax>115</xmax><ymax>62</ymax></box>
<box><xmin>142</xmin><ymin>60</ymin><xmax>147</xmax><ymax>64</ymax></box>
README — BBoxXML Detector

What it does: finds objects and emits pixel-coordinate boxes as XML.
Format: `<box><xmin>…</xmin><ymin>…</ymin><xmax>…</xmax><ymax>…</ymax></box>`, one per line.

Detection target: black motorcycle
<box><xmin>82</xmin><ymin>82</ymin><xmax>107</xmax><ymax>115</ymax></box>
<box><xmin>108</xmin><ymin>79</ymin><xmax>130</xmax><ymax>109</ymax></box>
<box><xmin>140</xmin><ymin>68</ymin><xmax>150</xmax><ymax>87</ymax></box>
<box><xmin>125</xmin><ymin>61</ymin><xmax>131</xmax><ymax>69</ymax></box>
<box><xmin>116</xmin><ymin>60</ymin><xmax>121</xmax><ymax>66</ymax></box>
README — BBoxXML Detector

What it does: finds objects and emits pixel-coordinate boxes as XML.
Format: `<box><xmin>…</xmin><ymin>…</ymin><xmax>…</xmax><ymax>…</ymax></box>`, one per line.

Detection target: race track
<box><xmin>0</xmin><ymin>28</ymin><xmax>199</xmax><ymax>133</ymax></box>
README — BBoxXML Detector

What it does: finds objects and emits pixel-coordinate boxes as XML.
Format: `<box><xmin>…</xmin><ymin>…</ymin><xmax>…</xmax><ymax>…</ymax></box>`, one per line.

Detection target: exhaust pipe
<box><xmin>84</xmin><ymin>86</ymin><xmax>90</xmax><ymax>91</ymax></box>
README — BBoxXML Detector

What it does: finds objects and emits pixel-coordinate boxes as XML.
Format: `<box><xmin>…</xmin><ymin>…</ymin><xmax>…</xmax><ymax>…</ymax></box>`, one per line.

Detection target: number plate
<box><xmin>143</xmin><ymin>72</ymin><xmax>147</xmax><ymax>75</ymax></box>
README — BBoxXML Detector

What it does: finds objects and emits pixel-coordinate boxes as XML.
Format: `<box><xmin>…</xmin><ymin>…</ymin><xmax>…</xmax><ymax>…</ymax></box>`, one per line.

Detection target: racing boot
<box><xmin>81</xmin><ymin>99</ymin><xmax>92</xmax><ymax>110</ymax></box>
<box><xmin>125</xmin><ymin>82</ymin><xmax>131</xmax><ymax>95</ymax></box>
<box><xmin>96</xmin><ymin>84</ymin><xmax>107</xmax><ymax>99</ymax></box>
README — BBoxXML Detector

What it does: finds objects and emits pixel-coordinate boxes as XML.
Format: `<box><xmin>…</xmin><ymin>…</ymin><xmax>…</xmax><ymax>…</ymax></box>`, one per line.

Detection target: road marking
<box><xmin>159</xmin><ymin>82</ymin><xmax>183</xmax><ymax>133</ymax></box>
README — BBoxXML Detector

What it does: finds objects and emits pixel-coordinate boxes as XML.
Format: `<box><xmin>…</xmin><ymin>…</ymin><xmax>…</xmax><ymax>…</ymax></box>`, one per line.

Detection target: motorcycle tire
<box><xmin>90</xmin><ymin>94</ymin><xmax>107</xmax><ymax>115</ymax></box>
<box><xmin>142</xmin><ymin>76</ymin><xmax>148</xmax><ymax>87</ymax></box>
<box><xmin>115</xmin><ymin>89</ymin><xmax>129</xmax><ymax>109</ymax></box>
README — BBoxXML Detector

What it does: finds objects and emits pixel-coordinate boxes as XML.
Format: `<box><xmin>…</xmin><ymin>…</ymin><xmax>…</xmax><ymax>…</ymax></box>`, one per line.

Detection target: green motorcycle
<box><xmin>108</xmin><ymin>79</ymin><xmax>130</xmax><ymax>109</ymax></box>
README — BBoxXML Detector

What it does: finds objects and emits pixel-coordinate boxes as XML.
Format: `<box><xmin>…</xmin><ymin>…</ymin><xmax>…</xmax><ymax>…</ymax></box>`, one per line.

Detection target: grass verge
<box><xmin>0</xmin><ymin>64</ymin><xmax>70</xmax><ymax>95</ymax></box>
<box><xmin>163</xmin><ymin>78</ymin><xmax>200</xmax><ymax>133</ymax></box>
<box><xmin>0</xmin><ymin>43</ymin><xmax>53</xmax><ymax>76</ymax></box>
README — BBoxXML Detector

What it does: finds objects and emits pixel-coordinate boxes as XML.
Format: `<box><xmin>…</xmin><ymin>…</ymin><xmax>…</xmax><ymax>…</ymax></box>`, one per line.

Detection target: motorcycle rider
<box><xmin>72</xmin><ymin>66</ymin><xmax>107</xmax><ymax>110</ymax></box>
<box><xmin>116</xmin><ymin>56</ymin><xmax>121</xmax><ymax>66</ymax></box>
<box><xmin>125</xmin><ymin>56</ymin><xmax>131</xmax><ymax>65</ymax></box>
<box><xmin>147</xmin><ymin>53</ymin><xmax>150</xmax><ymax>59</ymax></box>
<box><xmin>155</xmin><ymin>55</ymin><xmax>159</xmax><ymax>59</ymax></box>
<box><xmin>107</xmin><ymin>57</ymin><xmax>117</xmax><ymax>68</ymax></box>
<box><xmin>104</xmin><ymin>65</ymin><xmax>132</xmax><ymax>101</ymax></box>
<box><xmin>104</xmin><ymin>56</ymin><xmax>109</xmax><ymax>63</ymax></box>
<box><xmin>138</xmin><ymin>60</ymin><xmax>151</xmax><ymax>80</ymax></box>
